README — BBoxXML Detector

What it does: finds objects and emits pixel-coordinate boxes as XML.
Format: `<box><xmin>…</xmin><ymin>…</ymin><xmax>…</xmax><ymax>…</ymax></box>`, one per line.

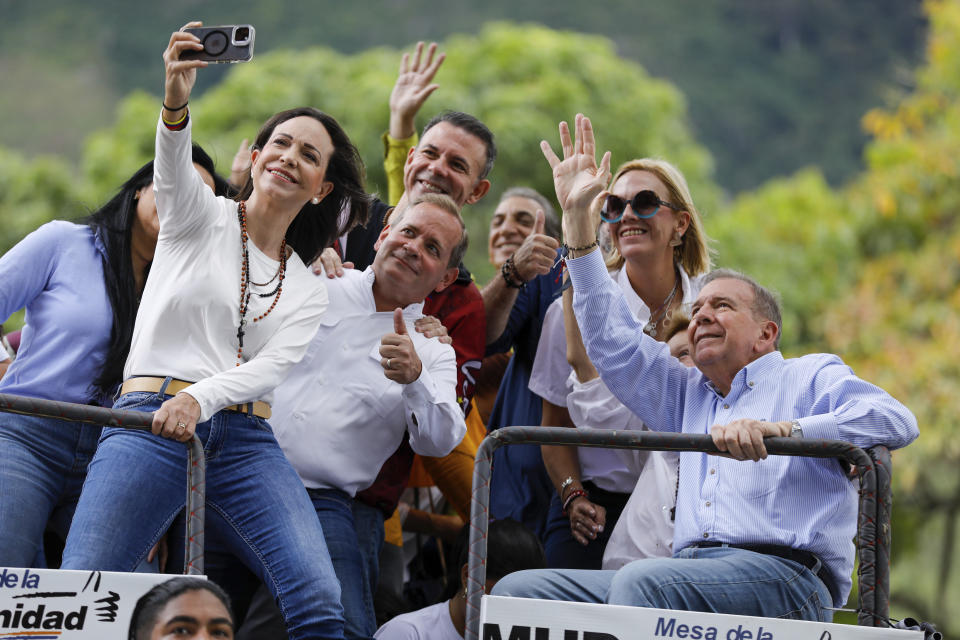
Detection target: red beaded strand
<box><xmin>236</xmin><ymin>200</ymin><xmax>287</xmax><ymax>366</ymax></box>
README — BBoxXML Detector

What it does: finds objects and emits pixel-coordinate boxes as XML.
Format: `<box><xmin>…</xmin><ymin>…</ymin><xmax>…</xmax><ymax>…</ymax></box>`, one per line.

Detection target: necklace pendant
<box><xmin>643</xmin><ymin>322</ymin><xmax>656</xmax><ymax>337</ymax></box>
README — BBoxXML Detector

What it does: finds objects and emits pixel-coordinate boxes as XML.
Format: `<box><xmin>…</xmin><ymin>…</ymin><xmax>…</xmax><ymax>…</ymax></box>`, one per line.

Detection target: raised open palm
<box><xmin>540</xmin><ymin>114</ymin><xmax>611</xmax><ymax>214</ymax></box>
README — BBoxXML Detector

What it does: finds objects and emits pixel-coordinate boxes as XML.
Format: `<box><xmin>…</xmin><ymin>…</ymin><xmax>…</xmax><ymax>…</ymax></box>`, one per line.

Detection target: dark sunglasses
<box><xmin>600</xmin><ymin>190</ymin><xmax>681</xmax><ymax>223</ymax></box>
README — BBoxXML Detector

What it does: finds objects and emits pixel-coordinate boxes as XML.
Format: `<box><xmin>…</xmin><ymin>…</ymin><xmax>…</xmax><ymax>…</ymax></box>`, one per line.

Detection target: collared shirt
<box><xmin>270</xmin><ymin>267</ymin><xmax>466</xmax><ymax>497</ymax></box>
<box><xmin>0</xmin><ymin>221</ymin><xmax>112</xmax><ymax>405</ymax></box>
<box><xmin>567</xmin><ymin>249</ymin><xmax>919</xmax><ymax>606</ymax></box>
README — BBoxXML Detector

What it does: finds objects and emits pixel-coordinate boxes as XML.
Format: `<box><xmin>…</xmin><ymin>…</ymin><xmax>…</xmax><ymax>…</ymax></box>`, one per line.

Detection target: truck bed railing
<box><xmin>466</xmin><ymin>426</ymin><xmax>891</xmax><ymax>639</ymax></box>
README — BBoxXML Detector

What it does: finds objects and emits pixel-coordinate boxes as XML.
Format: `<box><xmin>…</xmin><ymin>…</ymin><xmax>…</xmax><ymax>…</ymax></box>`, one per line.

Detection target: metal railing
<box><xmin>0</xmin><ymin>392</ymin><xmax>206</xmax><ymax>575</ymax></box>
<box><xmin>465</xmin><ymin>426</ymin><xmax>891</xmax><ymax>639</ymax></box>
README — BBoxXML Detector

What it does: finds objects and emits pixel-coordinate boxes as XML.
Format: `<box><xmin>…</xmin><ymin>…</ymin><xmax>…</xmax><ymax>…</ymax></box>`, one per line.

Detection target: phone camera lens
<box><xmin>234</xmin><ymin>27</ymin><xmax>251</xmax><ymax>44</ymax></box>
<box><xmin>203</xmin><ymin>31</ymin><xmax>228</xmax><ymax>56</ymax></box>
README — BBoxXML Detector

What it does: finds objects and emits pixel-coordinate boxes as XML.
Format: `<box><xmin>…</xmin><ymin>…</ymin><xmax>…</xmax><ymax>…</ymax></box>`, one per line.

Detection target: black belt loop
<box><xmin>690</xmin><ymin>541</ymin><xmax>837</xmax><ymax>603</ymax></box>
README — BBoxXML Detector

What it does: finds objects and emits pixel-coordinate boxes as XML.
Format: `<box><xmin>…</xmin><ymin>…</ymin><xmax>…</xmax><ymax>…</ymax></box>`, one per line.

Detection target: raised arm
<box><xmin>561</xmin><ymin>275</ymin><xmax>597</xmax><ymax>383</ymax></box>
<box><xmin>153</xmin><ymin>22</ymin><xmax>216</xmax><ymax>241</ymax></box>
<box><xmin>389</xmin><ymin>42</ymin><xmax>445</xmax><ymax>141</ymax></box>
<box><xmin>541</xmin><ymin>114</ymin><xmax>611</xmax><ymax>256</ymax></box>
<box><xmin>545</xmin><ymin>116</ymin><xmax>692</xmax><ymax>431</ymax></box>
<box><xmin>161</xmin><ymin>22</ymin><xmax>205</xmax><ymax>133</ymax></box>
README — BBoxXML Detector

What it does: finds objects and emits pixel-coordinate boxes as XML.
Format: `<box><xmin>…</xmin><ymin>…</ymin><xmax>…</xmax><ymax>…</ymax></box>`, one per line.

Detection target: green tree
<box><xmin>81</xmin><ymin>22</ymin><xmax>718</xmax><ymax>283</ymax></box>
<box><xmin>707</xmin><ymin>168</ymin><xmax>858</xmax><ymax>352</ymax></box>
<box><xmin>816</xmin><ymin>1</ymin><xmax>960</xmax><ymax>629</ymax></box>
<box><xmin>0</xmin><ymin>147</ymin><xmax>82</xmax><ymax>255</ymax></box>
<box><xmin>0</xmin><ymin>0</ymin><xmax>926</xmax><ymax>192</ymax></box>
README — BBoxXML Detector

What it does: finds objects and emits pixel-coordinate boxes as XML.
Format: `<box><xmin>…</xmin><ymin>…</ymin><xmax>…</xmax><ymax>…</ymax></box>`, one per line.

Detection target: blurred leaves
<box><xmin>0</xmin><ymin>147</ymin><xmax>83</xmax><ymax>254</ymax></box>
<box><xmin>73</xmin><ymin>23</ymin><xmax>717</xmax><ymax>283</ymax></box>
<box><xmin>709</xmin><ymin>168</ymin><xmax>858</xmax><ymax>350</ymax></box>
<box><xmin>0</xmin><ymin>0</ymin><xmax>927</xmax><ymax>192</ymax></box>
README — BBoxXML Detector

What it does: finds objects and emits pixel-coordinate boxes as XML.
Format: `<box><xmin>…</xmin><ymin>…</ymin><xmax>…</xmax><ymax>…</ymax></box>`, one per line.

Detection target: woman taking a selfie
<box><xmin>0</xmin><ymin>145</ymin><xmax>226</xmax><ymax>568</ymax></box>
<box><xmin>62</xmin><ymin>22</ymin><xmax>370</xmax><ymax>640</ymax></box>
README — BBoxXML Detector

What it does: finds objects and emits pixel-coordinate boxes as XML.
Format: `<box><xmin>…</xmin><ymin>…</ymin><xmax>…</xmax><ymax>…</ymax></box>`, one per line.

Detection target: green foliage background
<box><xmin>0</xmin><ymin>0</ymin><xmax>926</xmax><ymax>193</ymax></box>
<box><xmin>2</xmin><ymin>0</ymin><xmax>959</xmax><ymax>631</ymax></box>
<box><xmin>76</xmin><ymin>23</ymin><xmax>717</xmax><ymax>284</ymax></box>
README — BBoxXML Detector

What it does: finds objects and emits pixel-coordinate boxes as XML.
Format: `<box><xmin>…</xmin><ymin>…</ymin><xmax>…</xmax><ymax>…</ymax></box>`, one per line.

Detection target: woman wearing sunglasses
<box><xmin>529</xmin><ymin>155</ymin><xmax>711</xmax><ymax>569</ymax></box>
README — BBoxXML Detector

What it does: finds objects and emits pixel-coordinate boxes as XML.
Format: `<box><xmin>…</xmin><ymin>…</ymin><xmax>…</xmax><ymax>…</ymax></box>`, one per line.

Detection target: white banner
<box><xmin>479</xmin><ymin>595</ymin><xmax>922</xmax><ymax>640</ymax></box>
<box><xmin>0</xmin><ymin>567</ymin><xmax>195</xmax><ymax>638</ymax></box>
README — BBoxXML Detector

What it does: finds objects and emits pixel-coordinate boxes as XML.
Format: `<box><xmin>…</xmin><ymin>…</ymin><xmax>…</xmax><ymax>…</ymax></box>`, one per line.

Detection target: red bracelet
<box><xmin>561</xmin><ymin>489</ymin><xmax>588</xmax><ymax>515</ymax></box>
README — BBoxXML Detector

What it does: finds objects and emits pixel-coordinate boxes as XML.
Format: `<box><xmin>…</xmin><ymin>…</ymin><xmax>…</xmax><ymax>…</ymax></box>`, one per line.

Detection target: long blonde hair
<box><xmin>603</xmin><ymin>158</ymin><xmax>712</xmax><ymax>277</ymax></box>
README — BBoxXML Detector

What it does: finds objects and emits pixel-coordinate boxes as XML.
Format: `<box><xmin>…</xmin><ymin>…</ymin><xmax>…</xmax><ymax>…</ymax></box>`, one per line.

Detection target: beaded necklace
<box><xmin>236</xmin><ymin>200</ymin><xmax>287</xmax><ymax>365</ymax></box>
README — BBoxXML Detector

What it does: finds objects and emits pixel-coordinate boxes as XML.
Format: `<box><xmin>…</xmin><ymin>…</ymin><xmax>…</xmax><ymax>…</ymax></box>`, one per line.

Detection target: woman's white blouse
<box><xmin>123</xmin><ymin>118</ymin><xmax>329</xmax><ymax>421</ymax></box>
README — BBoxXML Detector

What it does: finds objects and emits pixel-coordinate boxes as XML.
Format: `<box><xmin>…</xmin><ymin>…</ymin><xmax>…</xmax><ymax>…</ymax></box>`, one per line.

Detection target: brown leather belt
<box><xmin>119</xmin><ymin>377</ymin><xmax>272</xmax><ymax>419</ymax></box>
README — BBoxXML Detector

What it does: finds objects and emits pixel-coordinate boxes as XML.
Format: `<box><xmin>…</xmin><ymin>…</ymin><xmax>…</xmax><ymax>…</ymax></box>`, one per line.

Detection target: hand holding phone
<box><xmin>181</xmin><ymin>25</ymin><xmax>255</xmax><ymax>63</ymax></box>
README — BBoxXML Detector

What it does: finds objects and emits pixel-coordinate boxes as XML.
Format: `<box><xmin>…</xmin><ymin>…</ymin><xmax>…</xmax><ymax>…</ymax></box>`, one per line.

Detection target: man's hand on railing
<box><xmin>710</xmin><ymin>419</ymin><xmax>791</xmax><ymax>461</ymax></box>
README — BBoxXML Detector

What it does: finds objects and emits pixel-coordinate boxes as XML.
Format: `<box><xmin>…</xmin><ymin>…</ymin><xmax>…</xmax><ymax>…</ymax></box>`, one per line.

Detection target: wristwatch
<box><xmin>790</xmin><ymin>419</ymin><xmax>804</xmax><ymax>438</ymax></box>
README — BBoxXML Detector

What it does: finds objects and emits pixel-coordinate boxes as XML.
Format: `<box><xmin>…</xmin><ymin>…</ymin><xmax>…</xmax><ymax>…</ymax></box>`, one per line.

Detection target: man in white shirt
<box><xmin>269</xmin><ymin>192</ymin><xmax>468</xmax><ymax>640</ymax></box>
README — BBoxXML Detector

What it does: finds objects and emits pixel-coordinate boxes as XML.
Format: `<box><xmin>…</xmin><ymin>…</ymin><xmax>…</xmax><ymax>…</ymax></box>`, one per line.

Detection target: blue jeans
<box><xmin>309</xmin><ymin>488</ymin><xmax>376</xmax><ymax>640</ymax></box>
<box><xmin>218</xmin><ymin>494</ymin><xmax>386</xmax><ymax>640</ymax></box>
<box><xmin>60</xmin><ymin>391</ymin><xmax>345</xmax><ymax>640</ymax></box>
<box><xmin>351</xmin><ymin>499</ymin><xmax>385</xmax><ymax>621</ymax></box>
<box><xmin>0</xmin><ymin>412</ymin><xmax>100</xmax><ymax>567</ymax></box>
<box><xmin>492</xmin><ymin>545</ymin><xmax>833</xmax><ymax>621</ymax></box>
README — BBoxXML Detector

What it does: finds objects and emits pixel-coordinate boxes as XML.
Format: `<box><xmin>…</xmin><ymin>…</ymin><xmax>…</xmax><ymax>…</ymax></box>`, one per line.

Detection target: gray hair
<box><xmin>498</xmin><ymin>187</ymin><xmax>561</xmax><ymax>240</ymax></box>
<box><xmin>391</xmin><ymin>193</ymin><xmax>469</xmax><ymax>269</ymax></box>
<box><xmin>701</xmin><ymin>268</ymin><xmax>782</xmax><ymax>349</ymax></box>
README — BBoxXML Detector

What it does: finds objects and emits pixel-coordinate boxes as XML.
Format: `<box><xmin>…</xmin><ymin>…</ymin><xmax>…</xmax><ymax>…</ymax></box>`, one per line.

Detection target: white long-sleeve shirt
<box><xmin>270</xmin><ymin>267</ymin><xmax>466</xmax><ymax>496</ymax></box>
<box><xmin>529</xmin><ymin>266</ymin><xmax>698</xmax><ymax>566</ymax></box>
<box><xmin>124</xmin><ymin>118</ymin><xmax>329</xmax><ymax>421</ymax></box>
<box><xmin>566</xmin><ymin>375</ymin><xmax>678</xmax><ymax>567</ymax></box>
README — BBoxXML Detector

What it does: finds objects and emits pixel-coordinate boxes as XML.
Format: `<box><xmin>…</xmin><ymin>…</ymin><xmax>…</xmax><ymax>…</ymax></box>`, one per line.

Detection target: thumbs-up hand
<box><xmin>510</xmin><ymin>209</ymin><xmax>560</xmax><ymax>283</ymax></box>
<box><xmin>380</xmin><ymin>307</ymin><xmax>423</xmax><ymax>383</ymax></box>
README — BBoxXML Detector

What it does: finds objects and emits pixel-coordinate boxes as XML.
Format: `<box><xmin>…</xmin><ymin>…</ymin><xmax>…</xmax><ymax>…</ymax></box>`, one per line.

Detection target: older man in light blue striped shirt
<box><xmin>493</xmin><ymin>114</ymin><xmax>919</xmax><ymax>622</ymax></box>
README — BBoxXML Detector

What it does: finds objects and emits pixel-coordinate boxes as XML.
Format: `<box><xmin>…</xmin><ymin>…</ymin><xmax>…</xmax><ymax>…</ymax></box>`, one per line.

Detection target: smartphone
<box><xmin>181</xmin><ymin>25</ymin><xmax>255</xmax><ymax>63</ymax></box>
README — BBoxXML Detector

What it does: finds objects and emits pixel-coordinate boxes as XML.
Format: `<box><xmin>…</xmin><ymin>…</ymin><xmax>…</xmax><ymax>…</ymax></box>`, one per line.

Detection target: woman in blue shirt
<box><xmin>0</xmin><ymin>145</ymin><xmax>226</xmax><ymax>567</ymax></box>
